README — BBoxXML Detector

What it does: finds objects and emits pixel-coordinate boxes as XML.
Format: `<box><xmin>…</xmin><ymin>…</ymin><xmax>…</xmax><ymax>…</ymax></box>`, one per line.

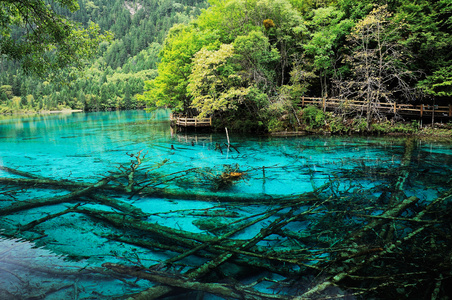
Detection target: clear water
<box><xmin>1</xmin><ymin>110</ymin><xmax>451</xmax><ymax>299</ymax></box>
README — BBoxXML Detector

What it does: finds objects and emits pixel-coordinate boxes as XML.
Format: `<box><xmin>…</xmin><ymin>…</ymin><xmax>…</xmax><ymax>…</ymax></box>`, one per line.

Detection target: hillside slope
<box><xmin>0</xmin><ymin>0</ymin><xmax>208</xmax><ymax>113</ymax></box>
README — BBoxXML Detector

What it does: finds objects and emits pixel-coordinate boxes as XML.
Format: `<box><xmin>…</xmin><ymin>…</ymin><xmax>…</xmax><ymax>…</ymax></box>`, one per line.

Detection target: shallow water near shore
<box><xmin>1</xmin><ymin>110</ymin><xmax>452</xmax><ymax>299</ymax></box>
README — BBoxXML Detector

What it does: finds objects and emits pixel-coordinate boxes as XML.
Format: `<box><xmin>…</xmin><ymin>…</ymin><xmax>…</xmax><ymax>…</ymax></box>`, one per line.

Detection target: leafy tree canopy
<box><xmin>0</xmin><ymin>0</ymin><xmax>112</xmax><ymax>78</ymax></box>
<box><xmin>137</xmin><ymin>24</ymin><xmax>220</xmax><ymax>114</ymax></box>
<box><xmin>141</xmin><ymin>0</ymin><xmax>307</xmax><ymax>119</ymax></box>
<box><xmin>419</xmin><ymin>65</ymin><xmax>452</xmax><ymax>97</ymax></box>
<box><xmin>2</xmin><ymin>0</ymin><xmax>452</xmax><ymax>131</ymax></box>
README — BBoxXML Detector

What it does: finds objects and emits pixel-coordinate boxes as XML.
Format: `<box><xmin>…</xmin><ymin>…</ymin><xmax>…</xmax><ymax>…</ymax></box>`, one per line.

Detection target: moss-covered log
<box><xmin>2</xmin><ymin>146</ymin><xmax>452</xmax><ymax>299</ymax></box>
<box><xmin>103</xmin><ymin>263</ymin><xmax>289</xmax><ymax>300</ymax></box>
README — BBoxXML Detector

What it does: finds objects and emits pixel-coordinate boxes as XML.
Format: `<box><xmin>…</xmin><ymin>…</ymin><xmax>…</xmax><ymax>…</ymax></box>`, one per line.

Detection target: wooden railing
<box><xmin>170</xmin><ymin>113</ymin><xmax>212</xmax><ymax>127</ymax></box>
<box><xmin>299</xmin><ymin>96</ymin><xmax>452</xmax><ymax>118</ymax></box>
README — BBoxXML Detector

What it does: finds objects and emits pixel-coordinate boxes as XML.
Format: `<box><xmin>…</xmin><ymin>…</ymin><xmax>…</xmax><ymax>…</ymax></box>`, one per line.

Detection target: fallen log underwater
<box><xmin>1</xmin><ymin>146</ymin><xmax>452</xmax><ymax>299</ymax></box>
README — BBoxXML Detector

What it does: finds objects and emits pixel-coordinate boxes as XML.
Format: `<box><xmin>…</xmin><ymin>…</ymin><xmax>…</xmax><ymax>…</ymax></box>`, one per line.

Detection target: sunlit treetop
<box><xmin>0</xmin><ymin>0</ymin><xmax>112</xmax><ymax>79</ymax></box>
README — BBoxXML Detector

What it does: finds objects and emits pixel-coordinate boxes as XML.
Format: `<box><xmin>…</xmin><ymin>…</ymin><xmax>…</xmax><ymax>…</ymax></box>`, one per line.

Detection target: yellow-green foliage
<box><xmin>0</xmin><ymin>85</ymin><xmax>13</xmax><ymax>99</ymax></box>
<box><xmin>189</xmin><ymin>44</ymin><xmax>244</xmax><ymax>118</ymax></box>
<box><xmin>189</xmin><ymin>32</ymin><xmax>278</xmax><ymax>119</ymax></box>
<box><xmin>140</xmin><ymin>0</ymin><xmax>305</xmax><ymax>122</ymax></box>
<box><xmin>137</xmin><ymin>24</ymin><xmax>220</xmax><ymax>112</ymax></box>
<box><xmin>11</xmin><ymin>96</ymin><xmax>20</xmax><ymax>109</ymax></box>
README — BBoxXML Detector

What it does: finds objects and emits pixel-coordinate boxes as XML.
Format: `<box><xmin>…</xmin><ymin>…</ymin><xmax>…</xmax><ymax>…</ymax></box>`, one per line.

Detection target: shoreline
<box><xmin>268</xmin><ymin>127</ymin><xmax>452</xmax><ymax>141</ymax></box>
<box><xmin>42</xmin><ymin>109</ymin><xmax>84</xmax><ymax>114</ymax></box>
<box><xmin>0</xmin><ymin>109</ymin><xmax>84</xmax><ymax>117</ymax></box>
<box><xmin>2</xmin><ymin>109</ymin><xmax>452</xmax><ymax>140</ymax></box>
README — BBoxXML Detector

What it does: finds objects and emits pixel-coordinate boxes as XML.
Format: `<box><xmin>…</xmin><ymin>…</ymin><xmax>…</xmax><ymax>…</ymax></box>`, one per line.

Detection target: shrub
<box><xmin>301</xmin><ymin>105</ymin><xmax>325</xmax><ymax>129</ymax></box>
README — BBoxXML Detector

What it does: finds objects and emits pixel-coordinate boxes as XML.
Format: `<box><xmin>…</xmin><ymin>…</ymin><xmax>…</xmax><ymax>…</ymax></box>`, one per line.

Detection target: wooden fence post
<box><xmin>294</xmin><ymin>96</ymin><xmax>433</xmax><ymax>118</ymax></box>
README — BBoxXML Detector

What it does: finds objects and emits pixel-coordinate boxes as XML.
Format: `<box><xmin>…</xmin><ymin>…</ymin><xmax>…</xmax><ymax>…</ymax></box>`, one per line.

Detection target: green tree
<box><xmin>198</xmin><ymin>0</ymin><xmax>306</xmax><ymax>86</ymax></box>
<box><xmin>189</xmin><ymin>44</ymin><xmax>247</xmax><ymax>118</ymax></box>
<box><xmin>232</xmin><ymin>31</ymin><xmax>280</xmax><ymax>94</ymax></box>
<box><xmin>189</xmin><ymin>32</ymin><xmax>279</xmax><ymax>126</ymax></box>
<box><xmin>0</xmin><ymin>85</ymin><xmax>13</xmax><ymax>99</ymax></box>
<box><xmin>20</xmin><ymin>95</ymin><xmax>27</xmax><ymax>107</ymax></box>
<box><xmin>138</xmin><ymin>24</ymin><xmax>219</xmax><ymax>113</ymax></box>
<box><xmin>304</xmin><ymin>6</ymin><xmax>353</xmax><ymax>97</ymax></box>
<box><xmin>0</xmin><ymin>90</ymin><xmax>8</xmax><ymax>102</ymax></box>
<box><xmin>123</xmin><ymin>85</ymin><xmax>133</xmax><ymax>109</ymax></box>
<box><xmin>419</xmin><ymin>65</ymin><xmax>452</xmax><ymax>98</ymax></box>
<box><xmin>394</xmin><ymin>0</ymin><xmax>452</xmax><ymax>101</ymax></box>
<box><xmin>0</xmin><ymin>0</ymin><xmax>112</xmax><ymax>77</ymax></box>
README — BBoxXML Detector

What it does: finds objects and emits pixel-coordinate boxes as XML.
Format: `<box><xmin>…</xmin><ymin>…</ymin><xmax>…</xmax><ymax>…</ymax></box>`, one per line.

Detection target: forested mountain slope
<box><xmin>1</xmin><ymin>0</ymin><xmax>451</xmax><ymax>134</ymax></box>
<box><xmin>0</xmin><ymin>0</ymin><xmax>208</xmax><ymax>113</ymax></box>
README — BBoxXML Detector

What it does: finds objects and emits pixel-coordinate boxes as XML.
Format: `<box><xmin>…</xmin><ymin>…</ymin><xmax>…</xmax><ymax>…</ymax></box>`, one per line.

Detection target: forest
<box><xmin>1</xmin><ymin>0</ymin><xmax>451</xmax><ymax>132</ymax></box>
<box><xmin>0</xmin><ymin>0</ymin><xmax>208</xmax><ymax>113</ymax></box>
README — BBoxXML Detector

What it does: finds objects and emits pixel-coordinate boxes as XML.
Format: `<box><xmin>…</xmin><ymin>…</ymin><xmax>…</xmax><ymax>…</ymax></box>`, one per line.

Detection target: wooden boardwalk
<box><xmin>299</xmin><ymin>97</ymin><xmax>452</xmax><ymax>118</ymax></box>
<box><xmin>170</xmin><ymin>97</ymin><xmax>450</xmax><ymax>128</ymax></box>
<box><xmin>170</xmin><ymin>113</ymin><xmax>212</xmax><ymax>127</ymax></box>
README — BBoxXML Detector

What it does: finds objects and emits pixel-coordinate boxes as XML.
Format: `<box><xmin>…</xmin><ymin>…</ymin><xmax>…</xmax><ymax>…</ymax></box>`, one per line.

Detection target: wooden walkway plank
<box><xmin>169</xmin><ymin>98</ymin><xmax>450</xmax><ymax>128</ymax></box>
<box><xmin>170</xmin><ymin>113</ymin><xmax>212</xmax><ymax>128</ymax></box>
<box><xmin>299</xmin><ymin>97</ymin><xmax>452</xmax><ymax>118</ymax></box>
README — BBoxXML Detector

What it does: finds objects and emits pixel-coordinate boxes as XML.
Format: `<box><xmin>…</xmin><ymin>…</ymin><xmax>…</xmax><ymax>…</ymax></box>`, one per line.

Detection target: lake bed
<box><xmin>1</xmin><ymin>110</ymin><xmax>452</xmax><ymax>299</ymax></box>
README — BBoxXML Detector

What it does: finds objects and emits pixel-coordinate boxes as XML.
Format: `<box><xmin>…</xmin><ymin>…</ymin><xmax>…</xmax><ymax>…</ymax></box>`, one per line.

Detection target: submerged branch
<box><xmin>1</xmin><ymin>147</ymin><xmax>452</xmax><ymax>299</ymax></box>
<box><xmin>0</xmin><ymin>176</ymin><xmax>113</xmax><ymax>216</ymax></box>
<box><xmin>103</xmin><ymin>263</ymin><xmax>289</xmax><ymax>300</ymax></box>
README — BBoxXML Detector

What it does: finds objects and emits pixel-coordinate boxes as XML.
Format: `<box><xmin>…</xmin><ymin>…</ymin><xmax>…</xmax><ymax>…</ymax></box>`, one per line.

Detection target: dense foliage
<box><xmin>0</xmin><ymin>0</ymin><xmax>112</xmax><ymax>78</ymax></box>
<box><xmin>0</xmin><ymin>0</ymin><xmax>208</xmax><ymax>113</ymax></box>
<box><xmin>139</xmin><ymin>0</ymin><xmax>451</xmax><ymax>131</ymax></box>
<box><xmin>1</xmin><ymin>0</ymin><xmax>451</xmax><ymax>132</ymax></box>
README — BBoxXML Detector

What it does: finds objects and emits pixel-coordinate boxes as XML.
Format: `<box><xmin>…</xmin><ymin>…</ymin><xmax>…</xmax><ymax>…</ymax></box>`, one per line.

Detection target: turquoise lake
<box><xmin>1</xmin><ymin>110</ymin><xmax>452</xmax><ymax>299</ymax></box>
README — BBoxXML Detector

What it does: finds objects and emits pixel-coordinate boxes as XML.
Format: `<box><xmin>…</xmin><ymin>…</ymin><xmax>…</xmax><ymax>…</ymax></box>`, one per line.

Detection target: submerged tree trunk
<box><xmin>1</xmin><ymin>146</ymin><xmax>452</xmax><ymax>299</ymax></box>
